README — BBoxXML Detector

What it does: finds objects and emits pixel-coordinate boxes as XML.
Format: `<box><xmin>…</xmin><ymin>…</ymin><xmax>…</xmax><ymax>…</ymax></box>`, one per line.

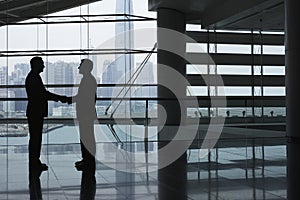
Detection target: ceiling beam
<box><xmin>201</xmin><ymin>0</ymin><xmax>283</xmax><ymax>29</ymax></box>
<box><xmin>0</xmin><ymin>0</ymin><xmax>101</xmax><ymax>26</ymax></box>
<box><xmin>186</xmin><ymin>31</ymin><xmax>284</xmax><ymax>45</ymax></box>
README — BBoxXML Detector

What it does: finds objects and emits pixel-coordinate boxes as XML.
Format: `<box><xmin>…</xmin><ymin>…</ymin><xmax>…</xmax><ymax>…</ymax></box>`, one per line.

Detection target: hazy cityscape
<box><xmin>0</xmin><ymin>58</ymin><xmax>156</xmax><ymax>118</ymax></box>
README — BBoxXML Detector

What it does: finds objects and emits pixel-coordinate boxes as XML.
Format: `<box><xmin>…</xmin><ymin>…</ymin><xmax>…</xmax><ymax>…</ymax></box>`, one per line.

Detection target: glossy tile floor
<box><xmin>0</xmin><ymin>138</ymin><xmax>287</xmax><ymax>199</ymax></box>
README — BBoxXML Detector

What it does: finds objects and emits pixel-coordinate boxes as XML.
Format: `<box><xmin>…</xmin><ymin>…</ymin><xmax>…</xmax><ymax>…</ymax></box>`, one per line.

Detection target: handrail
<box><xmin>105</xmin><ymin>43</ymin><xmax>157</xmax><ymax>117</ymax></box>
<box><xmin>99</xmin><ymin>43</ymin><xmax>157</xmax><ymax>143</ymax></box>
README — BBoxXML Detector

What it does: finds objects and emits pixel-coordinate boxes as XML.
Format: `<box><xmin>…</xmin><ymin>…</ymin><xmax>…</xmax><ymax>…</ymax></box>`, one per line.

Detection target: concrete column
<box><xmin>157</xmin><ymin>8</ymin><xmax>186</xmax><ymax>126</ymax></box>
<box><xmin>285</xmin><ymin>0</ymin><xmax>300</xmax><ymax>199</ymax></box>
<box><xmin>157</xmin><ymin>8</ymin><xmax>188</xmax><ymax>200</ymax></box>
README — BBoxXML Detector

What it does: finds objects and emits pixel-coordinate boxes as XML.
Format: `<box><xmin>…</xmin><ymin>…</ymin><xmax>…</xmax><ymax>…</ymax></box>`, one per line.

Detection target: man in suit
<box><xmin>25</xmin><ymin>56</ymin><xmax>69</xmax><ymax>172</ymax></box>
<box><xmin>68</xmin><ymin>59</ymin><xmax>97</xmax><ymax>171</ymax></box>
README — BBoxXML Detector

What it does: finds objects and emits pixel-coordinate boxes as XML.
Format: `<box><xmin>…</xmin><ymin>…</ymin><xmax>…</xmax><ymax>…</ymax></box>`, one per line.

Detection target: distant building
<box><xmin>46</xmin><ymin>61</ymin><xmax>78</xmax><ymax>115</ymax></box>
<box><xmin>0</xmin><ymin>66</ymin><xmax>8</xmax><ymax>85</ymax></box>
<box><xmin>0</xmin><ymin>90</ymin><xmax>15</xmax><ymax>117</ymax></box>
<box><xmin>134</xmin><ymin>61</ymin><xmax>156</xmax><ymax>97</ymax></box>
<box><xmin>14</xmin><ymin>63</ymin><xmax>30</xmax><ymax>78</ymax></box>
<box><xmin>12</xmin><ymin>63</ymin><xmax>30</xmax><ymax>112</ymax></box>
<box><xmin>115</xmin><ymin>0</ymin><xmax>134</xmax><ymax>83</ymax></box>
<box><xmin>52</xmin><ymin>106</ymin><xmax>72</xmax><ymax>117</ymax></box>
<box><xmin>101</xmin><ymin>59</ymin><xmax>122</xmax><ymax>98</ymax></box>
<box><xmin>0</xmin><ymin>67</ymin><xmax>15</xmax><ymax>116</ymax></box>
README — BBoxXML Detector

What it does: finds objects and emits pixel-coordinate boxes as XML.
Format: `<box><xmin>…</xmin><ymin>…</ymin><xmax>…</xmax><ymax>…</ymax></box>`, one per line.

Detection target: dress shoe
<box><xmin>40</xmin><ymin>163</ymin><xmax>48</xmax><ymax>171</ymax></box>
<box><xmin>75</xmin><ymin>161</ymin><xmax>86</xmax><ymax>171</ymax></box>
<box><xmin>75</xmin><ymin>160</ymin><xmax>84</xmax><ymax>166</ymax></box>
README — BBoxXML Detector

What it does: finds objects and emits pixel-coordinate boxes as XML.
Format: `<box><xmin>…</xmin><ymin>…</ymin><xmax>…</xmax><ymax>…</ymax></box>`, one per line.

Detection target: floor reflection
<box><xmin>0</xmin><ymin>134</ymin><xmax>287</xmax><ymax>199</ymax></box>
<box><xmin>79</xmin><ymin>158</ymin><xmax>96</xmax><ymax>200</ymax></box>
<box><xmin>29</xmin><ymin>171</ymin><xmax>42</xmax><ymax>200</ymax></box>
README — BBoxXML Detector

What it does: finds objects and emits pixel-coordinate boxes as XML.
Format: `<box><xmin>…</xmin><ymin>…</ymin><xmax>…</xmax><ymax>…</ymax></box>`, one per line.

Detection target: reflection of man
<box><xmin>69</xmin><ymin>59</ymin><xmax>97</xmax><ymax>170</ymax></box>
<box><xmin>26</xmin><ymin>56</ymin><xmax>69</xmax><ymax>172</ymax></box>
<box><xmin>80</xmin><ymin>158</ymin><xmax>96</xmax><ymax>199</ymax></box>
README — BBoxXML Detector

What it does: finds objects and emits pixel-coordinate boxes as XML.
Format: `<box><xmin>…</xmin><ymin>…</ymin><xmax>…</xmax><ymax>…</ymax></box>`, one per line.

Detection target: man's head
<box><xmin>78</xmin><ymin>59</ymin><xmax>93</xmax><ymax>75</ymax></box>
<box><xmin>30</xmin><ymin>57</ymin><xmax>45</xmax><ymax>73</ymax></box>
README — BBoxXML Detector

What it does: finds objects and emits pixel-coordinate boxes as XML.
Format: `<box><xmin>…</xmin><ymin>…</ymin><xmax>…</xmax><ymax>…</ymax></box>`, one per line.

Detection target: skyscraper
<box><xmin>101</xmin><ymin>0</ymin><xmax>134</xmax><ymax>104</ymax></box>
<box><xmin>111</xmin><ymin>0</ymin><xmax>134</xmax><ymax>84</ymax></box>
<box><xmin>116</xmin><ymin>0</ymin><xmax>134</xmax><ymax>82</ymax></box>
<box><xmin>115</xmin><ymin>0</ymin><xmax>136</xmax><ymax>188</ymax></box>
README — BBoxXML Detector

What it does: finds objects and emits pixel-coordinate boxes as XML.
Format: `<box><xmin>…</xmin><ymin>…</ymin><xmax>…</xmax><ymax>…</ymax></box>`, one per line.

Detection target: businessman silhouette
<box><xmin>68</xmin><ymin>59</ymin><xmax>97</xmax><ymax>171</ymax></box>
<box><xmin>26</xmin><ymin>56</ymin><xmax>69</xmax><ymax>172</ymax></box>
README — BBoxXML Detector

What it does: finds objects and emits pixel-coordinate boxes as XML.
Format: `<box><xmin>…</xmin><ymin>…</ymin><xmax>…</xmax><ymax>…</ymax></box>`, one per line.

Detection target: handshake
<box><xmin>59</xmin><ymin>96</ymin><xmax>73</xmax><ymax>104</ymax></box>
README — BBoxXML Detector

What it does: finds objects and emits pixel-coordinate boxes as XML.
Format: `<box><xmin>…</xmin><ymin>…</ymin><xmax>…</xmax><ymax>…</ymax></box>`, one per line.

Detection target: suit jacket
<box><xmin>25</xmin><ymin>70</ymin><xmax>61</xmax><ymax>117</ymax></box>
<box><xmin>73</xmin><ymin>74</ymin><xmax>97</xmax><ymax>121</ymax></box>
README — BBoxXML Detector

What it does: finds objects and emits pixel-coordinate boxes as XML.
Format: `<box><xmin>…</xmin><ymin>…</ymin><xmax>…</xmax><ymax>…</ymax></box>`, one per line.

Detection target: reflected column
<box><xmin>285</xmin><ymin>0</ymin><xmax>300</xmax><ymax>199</ymax></box>
<box><xmin>157</xmin><ymin>8</ymin><xmax>187</xmax><ymax>200</ymax></box>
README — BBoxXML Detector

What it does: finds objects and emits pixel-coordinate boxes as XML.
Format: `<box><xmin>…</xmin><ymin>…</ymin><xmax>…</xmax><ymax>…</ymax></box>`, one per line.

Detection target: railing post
<box><xmin>144</xmin><ymin>99</ymin><xmax>149</xmax><ymax>181</ymax></box>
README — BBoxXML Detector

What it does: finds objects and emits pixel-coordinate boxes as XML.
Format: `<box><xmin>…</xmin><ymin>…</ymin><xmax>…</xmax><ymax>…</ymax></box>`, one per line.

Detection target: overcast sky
<box><xmin>0</xmin><ymin>0</ymin><xmax>157</xmax><ymax>75</ymax></box>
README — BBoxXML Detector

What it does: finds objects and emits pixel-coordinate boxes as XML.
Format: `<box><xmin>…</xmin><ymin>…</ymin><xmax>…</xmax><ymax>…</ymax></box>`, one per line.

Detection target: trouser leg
<box><xmin>79</xmin><ymin>120</ymin><xmax>96</xmax><ymax>161</ymax></box>
<box><xmin>28</xmin><ymin>116</ymin><xmax>44</xmax><ymax>169</ymax></box>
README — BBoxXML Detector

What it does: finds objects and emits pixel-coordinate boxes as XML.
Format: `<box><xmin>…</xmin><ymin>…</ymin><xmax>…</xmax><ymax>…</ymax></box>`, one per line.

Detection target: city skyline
<box><xmin>0</xmin><ymin>57</ymin><xmax>156</xmax><ymax>117</ymax></box>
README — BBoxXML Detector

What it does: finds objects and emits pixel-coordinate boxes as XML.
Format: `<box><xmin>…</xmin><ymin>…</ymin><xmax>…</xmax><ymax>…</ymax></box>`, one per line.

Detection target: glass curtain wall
<box><xmin>0</xmin><ymin>0</ymin><xmax>157</xmax><ymax>194</ymax></box>
<box><xmin>186</xmin><ymin>28</ymin><xmax>285</xmax><ymax>120</ymax></box>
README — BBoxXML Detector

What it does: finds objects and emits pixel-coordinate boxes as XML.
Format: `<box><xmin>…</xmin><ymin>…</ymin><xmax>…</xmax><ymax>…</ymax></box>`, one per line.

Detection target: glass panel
<box><xmin>48</xmin><ymin>24</ymin><xmax>81</xmax><ymax>50</ymax></box>
<box><xmin>186</xmin><ymin>43</ymin><xmax>207</xmax><ymax>53</ymax></box>
<box><xmin>263</xmin><ymin>107</ymin><xmax>286</xmax><ymax>117</ymax></box>
<box><xmin>186</xmin><ymin>64</ymin><xmax>207</xmax><ymax>74</ymax></box>
<box><xmin>263</xmin><ymin>66</ymin><xmax>285</xmax><ymax>75</ymax></box>
<box><xmin>263</xmin><ymin>87</ymin><xmax>286</xmax><ymax>96</ymax></box>
<box><xmin>217</xmin><ymin>44</ymin><xmax>251</xmax><ymax>54</ymax></box>
<box><xmin>187</xmin><ymin>107</ymin><xmax>209</xmax><ymax>118</ymax></box>
<box><xmin>7</xmin><ymin>57</ymin><xmax>30</xmax><ymax>85</ymax></box>
<box><xmin>186</xmin><ymin>24</ymin><xmax>202</xmax><ymax>31</ymax></box>
<box><xmin>218</xmin><ymin>107</ymin><xmax>251</xmax><ymax>117</ymax></box>
<box><xmin>89</xmin><ymin>0</ymin><xmax>117</xmax><ymax>15</ymax></box>
<box><xmin>217</xmin><ymin>65</ymin><xmax>251</xmax><ymax>75</ymax></box>
<box><xmin>132</xmin><ymin>0</ymin><xmax>156</xmax><ymax>18</ymax></box>
<box><xmin>263</xmin><ymin>45</ymin><xmax>285</xmax><ymax>55</ymax></box>
<box><xmin>219</xmin><ymin>87</ymin><xmax>252</xmax><ymax>96</ymax></box>
<box><xmin>7</xmin><ymin>25</ymin><xmax>37</xmax><ymax>51</ymax></box>
<box><xmin>0</xmin><ymin>101</ymin><xmax>8</xmax><ymax>118</ymax></box>
<box><xmin>187</xmin><ymin>86</ymin><xmax>208</xmax><ymax>96</ymax></box>
<box><xmin>45</xmin><ymin>57</ymin><xmax>81</xmax><ymax>85</ymax></box>
<box><xmin>0</xmin><ymin>58</ymin><xmax>8</xmax><ymax>86</ymax></box>
<box><xmin>0</xmin><ymin>26</ymin><xmax>7</xmax><ymax>51</ymax></box>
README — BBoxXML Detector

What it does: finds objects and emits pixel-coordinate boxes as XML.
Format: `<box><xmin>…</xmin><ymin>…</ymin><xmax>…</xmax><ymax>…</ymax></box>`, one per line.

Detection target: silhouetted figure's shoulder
<box><xmin>25</xmin><ymin>71</ymin><xmax>41</xmax><ymax>87</ymax></box>
<box><xmin>25</xmin><ymin>71</ymin><xmax>47</xmax><ymax>106</ymax></box>
<box><xmin>82</xmin><ymin>73</ymin><xmax>97</xmax><ymax>85</ymax></box>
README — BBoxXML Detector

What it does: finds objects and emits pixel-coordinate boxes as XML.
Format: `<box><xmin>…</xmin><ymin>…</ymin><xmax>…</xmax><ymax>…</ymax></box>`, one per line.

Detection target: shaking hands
<box><xmin>60</xmin><ymin>96</ymin><xmax>72</xmax><ymax>104</ymax></box>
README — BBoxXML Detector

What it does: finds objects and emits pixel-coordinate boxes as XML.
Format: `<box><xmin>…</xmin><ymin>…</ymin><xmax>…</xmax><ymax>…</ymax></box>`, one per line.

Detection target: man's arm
<box><xmin>46</xmin><ymin>91</ymin><xmax>63</xmax><ymax>102</ymax></box>
<box><xmin>46</xmin><ymin>92</ymin><xmax>71</xmax><ymax>104</ymax></box>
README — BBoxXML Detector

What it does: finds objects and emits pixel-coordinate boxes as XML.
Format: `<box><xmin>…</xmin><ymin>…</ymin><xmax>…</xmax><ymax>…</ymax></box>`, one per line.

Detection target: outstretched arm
<box><xmin>46</xmin><ymin>91</ymin><xmax>72</xmax><ymax>104</ymax></box>
<box><xmin>46</xmin><ymin>91</ymin><xmax>63</xmax><ymax>102</ymax></box>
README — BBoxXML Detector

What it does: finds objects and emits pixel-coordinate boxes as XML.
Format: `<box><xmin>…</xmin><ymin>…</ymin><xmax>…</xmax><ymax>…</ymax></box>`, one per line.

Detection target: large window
<box><xmin>186</xmin><ymin>28</ymin><xmax>285</xmax><ymax>119</ymax></box>
<box><xmin>0</xmin><ymin>0</ymin><xmax>158</xmax><ymax>164</ymax></box>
